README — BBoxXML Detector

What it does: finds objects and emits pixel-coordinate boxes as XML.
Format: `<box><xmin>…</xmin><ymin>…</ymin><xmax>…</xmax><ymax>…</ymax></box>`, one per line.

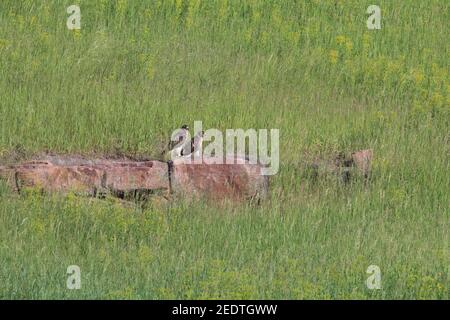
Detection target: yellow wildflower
<box><xmin>412</xmin><ymin>69</ymin><xmax>424</xmax><ymax>84</ymax></box>
<box><xmin>336</xmin><ymin>35</ymin><xmax>346</xmax><ymax>45</ymax></box>
<box><xmin>345</xmin><ymin>39</ymin><xmax>353</xmax><ymax>52</ymax></box>
<box><xmin>329</xmin><ymin>50</ymin><xmax>338</xmax><ymax>64</ymax></box>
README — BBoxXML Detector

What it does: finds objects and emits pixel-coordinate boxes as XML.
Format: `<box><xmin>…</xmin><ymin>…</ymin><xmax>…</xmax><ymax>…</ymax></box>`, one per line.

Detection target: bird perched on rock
<box><xmin>169</xmin><ymin>125</ymin><xmax>190</xmax><ymax>158</ymax></box>
<box><xmin>182</xmin><ymin>130</ymin><xmax>204</xmax><ymax>158</ymax></box>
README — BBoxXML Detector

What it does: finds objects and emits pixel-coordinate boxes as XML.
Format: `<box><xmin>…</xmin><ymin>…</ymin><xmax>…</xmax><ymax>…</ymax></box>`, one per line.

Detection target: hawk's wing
<box><xmin>169</xmin><ymin>129</ymin><xmax>187</xmax><ymax>151</ymax></box>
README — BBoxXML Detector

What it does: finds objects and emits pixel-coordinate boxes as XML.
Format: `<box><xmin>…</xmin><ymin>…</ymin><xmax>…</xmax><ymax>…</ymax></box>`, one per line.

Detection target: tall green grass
<box><xmin>0</xmin><ymin>0</ymin><xmax>448</xmax><ymax>299</ymax></box>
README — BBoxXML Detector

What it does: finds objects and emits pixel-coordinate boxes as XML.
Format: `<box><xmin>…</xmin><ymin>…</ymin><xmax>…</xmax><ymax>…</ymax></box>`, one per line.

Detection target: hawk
<box><xmin>182</xmin><ymin>130</ymin><xmax>204</xmax><ymax>157</ymax></box>
<box><xmin>169</xmin><ymin>125</ymin><xmax>190</xmax><ymax>158</ymax></box>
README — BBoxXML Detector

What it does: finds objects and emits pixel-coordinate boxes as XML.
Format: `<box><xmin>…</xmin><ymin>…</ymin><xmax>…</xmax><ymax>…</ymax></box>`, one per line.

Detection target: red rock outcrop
<box><xmin>0</xmin><ymin>155</ymin><xmax>269</xmax><ymax>202</ymax></box>
<box><xmin>351</xmin><ymin>149</ymin><xmax>373</xmax><ymax>177</ymax></box>
<box><xmin>0</xmin><ymin>159</ymin><xmax>170</xmax><ymax>196</ymax></box>
<box><xmin>170</xmin><ymin>156</ymin><xmax>269</xmax><ymax>202</ymax></box>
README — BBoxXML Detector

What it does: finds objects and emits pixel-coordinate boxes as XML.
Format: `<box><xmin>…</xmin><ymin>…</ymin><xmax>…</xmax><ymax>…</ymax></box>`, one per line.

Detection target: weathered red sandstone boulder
<box><xmin>170</xmin><ymin>156</ymin><xmax>269</xmax><ymax>202</ymax></box>
<box><xmin>0</xmin><ymin>155</ymin><xmax>269</xmax><ymax>202</ymax></box>
<box><xmin>308</xmin><ymin>149</ymin><xmax>373</xmax><ymax>183</ymax></box>
<box><xmin>101</xmin><ymin>161</ymin><xmax>169</xmax><ymax>193</ymax></box>
<box><xmin>15</xmin><ymin>161</ymin><xmax>104</xmax><ymax>194</ymax></box>
<box><xmin>351</xmin><ymin>149</ymin><xmax>373</xmax><ymax>177</ymax></box>
<box><xmin>0</xmin><ymin>159</ymin><xmax>170</xmax><ymax>196</ymax></box>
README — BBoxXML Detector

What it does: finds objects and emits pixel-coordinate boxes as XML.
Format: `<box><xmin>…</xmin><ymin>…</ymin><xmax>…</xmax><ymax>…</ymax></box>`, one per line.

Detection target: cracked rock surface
<box><xmin>0</xmin><ymin>155</ymin><xmax>269</xmax><ymax>202</ymax></box>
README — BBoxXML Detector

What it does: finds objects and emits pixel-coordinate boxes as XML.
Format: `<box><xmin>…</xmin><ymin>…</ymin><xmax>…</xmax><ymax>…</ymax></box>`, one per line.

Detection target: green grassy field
<box><xmin>0</xmin><ymin>0</ymin><xmax>448</xmax><ymax>299</ymax></box>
